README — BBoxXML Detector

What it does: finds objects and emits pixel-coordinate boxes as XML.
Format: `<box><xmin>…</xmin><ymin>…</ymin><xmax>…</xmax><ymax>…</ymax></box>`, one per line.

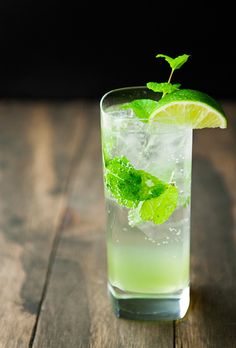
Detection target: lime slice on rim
<box><xmin>149</xmin><ymin>89</ymin><xmax>227</xmax><ymax>128</ymax></box>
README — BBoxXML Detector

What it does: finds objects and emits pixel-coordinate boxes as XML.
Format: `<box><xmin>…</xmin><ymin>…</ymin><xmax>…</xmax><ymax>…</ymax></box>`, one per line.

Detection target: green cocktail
<box><xmin>100</xmin><ymin>54</ymin><xmax>227</xmax><ymax>320</ymax></box>
<box><xmin>107</xmin><ymin>230</ymin><xmax>190</xmax><ymax>293</ymax></box>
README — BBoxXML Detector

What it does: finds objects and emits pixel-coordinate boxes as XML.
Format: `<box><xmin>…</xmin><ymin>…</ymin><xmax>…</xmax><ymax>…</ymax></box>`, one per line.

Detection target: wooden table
<box><xmin>0</xmin><ymin>100</ymin><xmax>235</xmax><ymax>348</ymax></box>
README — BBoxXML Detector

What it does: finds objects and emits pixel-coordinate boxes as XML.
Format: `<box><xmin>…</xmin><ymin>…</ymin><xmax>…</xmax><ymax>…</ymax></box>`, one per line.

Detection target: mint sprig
<box><xmin>120</xmin><ymin>53</ymin><xmax>190</xmax><ymax>121</ymax></box>
<box><xmin>147</xmin><ymin>53</ymin><xmax>190</xmax><ymax>97</ymax></box>
<box><xmin>156</xmin><ymin>54</ymin><xmax>190</xmax><ymax>72</ymax></box>
<box><xmin>147</xmin><ymin>82</ymin><xmax>181</xmax><ymax>94</ymax></box>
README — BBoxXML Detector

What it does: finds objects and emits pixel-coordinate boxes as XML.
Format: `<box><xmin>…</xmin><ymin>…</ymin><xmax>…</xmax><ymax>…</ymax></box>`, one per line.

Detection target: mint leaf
<box><xmin>156</xmin><ymin>54</ymin><xmax>190</xmax><ymax>70</ymax></box>
<box><xmin>140</xmin><ymin>184</ymin><xmax>178</xmax><ymax>224</ymax></box>
<box><xmin>105</xmin><ymin>156</ymin><xmax>142</xmax><ymax>208</ymax></box>
<box><xmin>147</xmin><ymin>82</ymin><xmax>181</xmax><ymax>94</ymax></box>
<box><xmin>138</xmin><ymin>170</ymin><xmax>167</xmax><ymax>200</ymax></box>
<box><xmin>121</xmin><ymin>99</ymin><xmax>158</xmax><ymax>122</ymax></box>
<box><xmin>105</xmin><ymin>156</ymin><xmax>167</xmax><ymax>208</ymax></box>
<box><xmin>105</xmin><ymin>156</ymin><xmax>179</xmax><ymax>225</ymax></box>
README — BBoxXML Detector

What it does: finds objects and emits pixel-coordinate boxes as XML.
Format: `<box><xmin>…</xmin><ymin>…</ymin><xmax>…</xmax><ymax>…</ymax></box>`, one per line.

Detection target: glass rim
<box><xmin>100</xmin><ymin>86</ymin><xmax>192</xmax><ymax>133</ymax></box>
<box><xmin>100</xmin><ymin>85</ymin><xmax>153</xmax><ymax>112</ymax></box>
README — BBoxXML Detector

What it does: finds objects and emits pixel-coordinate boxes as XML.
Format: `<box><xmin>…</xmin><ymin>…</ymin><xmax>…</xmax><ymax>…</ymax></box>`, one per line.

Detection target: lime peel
<box><xmin>149</xmin><ymin>89</ymin><xmax>227</xmax><ymax>129</ymax></box>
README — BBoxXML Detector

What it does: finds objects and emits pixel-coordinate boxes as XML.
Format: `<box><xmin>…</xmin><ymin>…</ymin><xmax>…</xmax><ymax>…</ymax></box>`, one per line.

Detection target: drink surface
<box><xmin>102</xmin><ymin>107</ymin><xmax>192</xmax><ymax>296</ymax></box>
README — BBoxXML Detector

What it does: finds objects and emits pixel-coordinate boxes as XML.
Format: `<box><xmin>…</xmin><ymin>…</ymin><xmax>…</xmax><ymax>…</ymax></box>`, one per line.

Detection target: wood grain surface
<box><xmin>0</xmin><ymin>100</ymin><xmax>235</xmax><ymax>348</ymax></box>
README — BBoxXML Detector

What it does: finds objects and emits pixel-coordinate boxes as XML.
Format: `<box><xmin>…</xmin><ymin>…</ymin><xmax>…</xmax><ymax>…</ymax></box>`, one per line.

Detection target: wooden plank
<box><xmin>175</xmin><ymin>102</ymin><xmax>236</xmax><ymax>347</ymax></box>
<box><xmin>0</xmin><ymin>102</ymin><xmax>89</xmax><ymax>348</ymax></box>
<box><xmin>32</xmin><ymin>105</ymin><xmax>174</xmax><ymax>348</ymax></box>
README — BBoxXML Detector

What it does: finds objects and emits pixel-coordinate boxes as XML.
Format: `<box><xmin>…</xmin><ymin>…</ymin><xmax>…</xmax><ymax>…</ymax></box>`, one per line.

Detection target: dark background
<box><xmin>0</xmin><ymin>1</ymin><xmax>235</xmax><ymax>101</ymax></box>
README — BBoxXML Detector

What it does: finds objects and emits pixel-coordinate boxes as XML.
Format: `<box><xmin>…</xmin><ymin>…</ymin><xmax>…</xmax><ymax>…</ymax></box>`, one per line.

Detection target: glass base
<box><xmin>108</xmin><ymin>283</ymin><xmax>190</xmax><ymax>321</ymax></box>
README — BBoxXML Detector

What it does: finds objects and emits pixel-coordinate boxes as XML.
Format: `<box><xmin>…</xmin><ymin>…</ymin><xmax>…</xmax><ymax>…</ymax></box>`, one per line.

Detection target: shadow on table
<box><xmin>181</xmin><ymin>155</ymin><xmax>236</xmax><ymax>342</ymax></box>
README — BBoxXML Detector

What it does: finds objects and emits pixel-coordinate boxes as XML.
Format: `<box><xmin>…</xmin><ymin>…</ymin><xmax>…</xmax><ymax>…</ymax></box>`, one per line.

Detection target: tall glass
<box><xmin>100</xmin><ymin>87</ymin><xmax>192</xmax><ymax>320</ymax></box>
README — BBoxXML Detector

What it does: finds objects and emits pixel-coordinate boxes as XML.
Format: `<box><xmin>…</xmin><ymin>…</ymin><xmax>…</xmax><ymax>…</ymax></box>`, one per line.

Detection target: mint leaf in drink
<box><xmin>105</xmin><ymin>156</ymin><xmax>142</xmax><ymax>208</ymax></box>
<box><xmin>105</xmin><ymin>156</ymin><xmax>179</xmax><ymax>225</ymax></box>
<box><xmin>156</xmin><ymin>54</ymin><xmax>190</xmax><ymax>70</ymax></box>
<box><xmin>147</xmin><ymin>82</ymin><xmax>181</xmax><ymax>94</ymax></box>
<box><xmin>121</xmin><ymin>99</ymin><xmax>158</xmax><ymax>122</ymax></box>
<box><xmin>105</xmin><ymin>156</ymin><xmax>167</xmax><ymax>208</ymax></box>
<box><xmin>140</xmin><ymin>184</ymin><xmax>178</xmax><ymax>225</ymax></box>
<box><xmin>138</xmin><ymin>170</ymin><xmax>167</xmax><ymax>200</ymax></box>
